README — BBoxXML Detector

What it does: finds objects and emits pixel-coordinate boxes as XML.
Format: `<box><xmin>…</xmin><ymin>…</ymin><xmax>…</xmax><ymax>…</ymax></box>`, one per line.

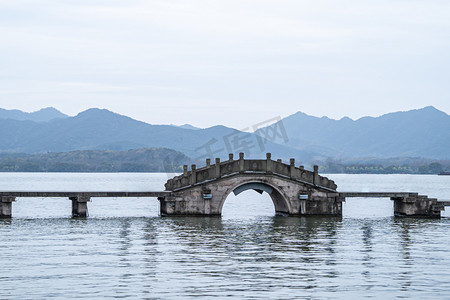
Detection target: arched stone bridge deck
<box><xmin>160</xmin><ymin>153</ymin><xmax>343</xmax><ymax>216</ymax></box>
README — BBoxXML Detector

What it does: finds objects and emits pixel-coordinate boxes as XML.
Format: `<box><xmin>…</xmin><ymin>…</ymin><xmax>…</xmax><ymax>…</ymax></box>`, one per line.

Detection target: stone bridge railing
<box><xmin>164</xmin><ymin>153</ymin><xmax>337</xmax><ymax>191</ymax></box>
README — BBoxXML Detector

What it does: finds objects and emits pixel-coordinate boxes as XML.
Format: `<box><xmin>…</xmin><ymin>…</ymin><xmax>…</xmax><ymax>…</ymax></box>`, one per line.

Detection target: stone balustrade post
<box><xmin>313</xmin><ymin>165</ymin><xmax>319</xmax><ymax>185</ymax></box>
<box><xmin>190</xmin><ymin>164</ymin><xmax>197</xmax><ymax>185</ymax></box>
<box><xmin>290</xmin><ymin>158</ymin><xmax>295</xmax><ymax>179</ymax></box>
<box><xmin>215</xmin><ymin>158</ymin><xmax>221</xmax><ymax>178</ymax></box>
<box><xmin>239</xmin><ymin>152</ymin><xmax>244</xmax><ymax>173</ymax></box>
<box><xmin>206</xmin><ymin>158</ymin><xmax>211</xmax><ymax>168</ymax></box>
<box><xmin>266</xmin><ymin>153</ymin><xmax>273</xmax><ymax>173</ymax></box>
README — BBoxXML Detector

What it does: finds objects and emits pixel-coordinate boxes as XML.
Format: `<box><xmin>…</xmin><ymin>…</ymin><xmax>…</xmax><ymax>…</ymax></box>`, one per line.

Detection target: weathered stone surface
<box><xmin>0</xmin><ymin>196</ymin><xmax>15</xmax><ymax>218</ymax></box>
<box><xmin>393</xmin><ymin>196</ymin><xmax>442</xmax><ymax>218</ymax></box>
<box><xmin>160</xmin><ymin>172</ymin><xmax>340</xmax><ymax>216</ymax></box>
<box><xmin>69</xmin><ymin>195</ymin><xmax>91</xmax><ymax>218</ymax></box>
<box><xmin>160</xmin><ymin>153</ymin><xmax>340</xmax><ymax>216</ymax></box>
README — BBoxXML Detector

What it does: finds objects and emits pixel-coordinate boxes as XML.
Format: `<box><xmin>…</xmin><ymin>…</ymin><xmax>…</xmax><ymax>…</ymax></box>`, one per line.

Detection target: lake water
<box><xmin>1</xmin><ymin>173</ymin><xmax>450</xmax><ymax>299</ymax></box>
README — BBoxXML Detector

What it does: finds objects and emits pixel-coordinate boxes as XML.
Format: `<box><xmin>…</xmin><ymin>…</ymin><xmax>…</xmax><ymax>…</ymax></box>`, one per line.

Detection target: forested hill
<box><xmin>0</xmin><ymin>148</ymin><xmax>191</xmax><ymax>172</ymax></box>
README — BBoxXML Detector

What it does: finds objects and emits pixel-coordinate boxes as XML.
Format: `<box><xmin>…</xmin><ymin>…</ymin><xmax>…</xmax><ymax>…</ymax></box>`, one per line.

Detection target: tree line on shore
<box><xmin>0</xmin><ymin>148</ymin><xmax>449</xmax><ymax>174</ymax></box>
<box><xmin>319</xmin><ymin>160</ymin><xmax>450</xmax><ymax>174</ymax></box>
<box><xmin>0</xmin><ymin>148</ymin><xmax>190</xmax><ymax>173</ymax></box>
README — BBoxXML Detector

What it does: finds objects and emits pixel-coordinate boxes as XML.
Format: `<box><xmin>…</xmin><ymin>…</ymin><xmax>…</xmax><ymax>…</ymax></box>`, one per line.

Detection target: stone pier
<box><xmin>299</xmin><ymin>194</ymin><xmax>345</xmax><ymax>216</ymax></box>
<box><xmin>0</xmin><ymin>196</ymin><xmax>16</xmax><ymax>218</ymax></box>
<box><xmin>69</xmin><ymin>195</ymin><xmax>91</xmax><ymax>218</ymax></box>
<box><xmin>393</xmin><ymin>196</ymin><xmax>443</xmax><ymax>218</ymax></box>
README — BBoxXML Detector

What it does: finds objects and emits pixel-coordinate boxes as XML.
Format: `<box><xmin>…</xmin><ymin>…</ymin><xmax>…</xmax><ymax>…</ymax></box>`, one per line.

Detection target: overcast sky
<box><xmin>1</xmin><ymin>0</ymin><xmax>449</xmax><ymax>128</ymax></box>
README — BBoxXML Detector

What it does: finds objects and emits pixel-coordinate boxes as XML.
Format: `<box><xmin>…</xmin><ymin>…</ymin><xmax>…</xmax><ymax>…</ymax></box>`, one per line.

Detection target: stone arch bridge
<box><xmin>1</xmin><ymin>153</ymin><xmax>448</xmax><ymax>218</ymax></box>
<box><xmin>160</xmin><ymin>153</ymin><xmax>342</xmax><ymax>216</ymax></box>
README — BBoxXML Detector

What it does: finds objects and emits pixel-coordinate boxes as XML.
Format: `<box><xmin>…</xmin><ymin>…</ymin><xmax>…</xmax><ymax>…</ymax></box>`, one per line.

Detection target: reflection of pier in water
<box><xmin>1</xmin><ymin>153</ymin><xmax>449</xmax><ymax>218</ymax></box>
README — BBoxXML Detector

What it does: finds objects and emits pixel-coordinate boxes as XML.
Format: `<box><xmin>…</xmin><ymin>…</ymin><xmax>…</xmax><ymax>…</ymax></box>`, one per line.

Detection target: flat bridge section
<box><xmin>0</xmin><ymin>191</ymin><xmax>169</xmax><ymax>218</ymax></box>
<box><xmin>339</xmin><ymin>192</ymin><xmax>419</xmax><ymax>198</ymax></box>
<box><xmin>338</xmin><ymin>191</ymin><xmax>450</xmax><ymax>218</ymax></box>
<box><xmin>339</xmin><ymin>192</ymin><xmax>450</xmax><ymax>206</ymax></box>
<box><xmin>0</xmin><ymin>191</ymin><xmax>170</xmax><ymax>198</ymax></box>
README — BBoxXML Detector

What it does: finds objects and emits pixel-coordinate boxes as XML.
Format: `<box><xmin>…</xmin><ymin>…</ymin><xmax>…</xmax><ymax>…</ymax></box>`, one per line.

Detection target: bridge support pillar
<box><xmin>159</xmin><ymin>196</ymin><xmax>219</xmax><ymax>216</ymax></box>
<box><xmin>393</xmin><ymin>196</ymin><xmax>442</xmax><ymax>218</ymax></box>
<box><xmin>299</xmin><ymin>194</ymin><xmax>343</xmax><ymax>216</ymax></box>
<box><xmin>0</xmin><ymin>196</ymin><xmax>15</xmax><ymax>218</ymax></box>
<box><xmin>69</xmin><ymin>195</ymin><xmax>91</xmax><ymax>218</ymax></box>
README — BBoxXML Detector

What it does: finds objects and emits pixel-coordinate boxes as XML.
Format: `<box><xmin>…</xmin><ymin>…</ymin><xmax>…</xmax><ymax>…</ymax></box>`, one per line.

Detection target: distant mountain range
<box><xmin>256</xmin><ymin>106</ymin><xmax>450</xmax><ymax>159</ymax></box>
<box><xmin>175</xmin><ymin>124</ymin><xmax>200</xmax><ymax>130</ymax></box>
<box><xmin>1</xmin><ymin>106</ymin><xmax>449</xmax><ymax>162</ymax></box>
<box><xmin>0</xmin><ymin>108</ymin><xmax>310</xmax><ymax>162</ymax></box>
<box><xmin>0</xmin><ymin>107</ymin><xmax>68</xmax><ymax>122</ymax></box>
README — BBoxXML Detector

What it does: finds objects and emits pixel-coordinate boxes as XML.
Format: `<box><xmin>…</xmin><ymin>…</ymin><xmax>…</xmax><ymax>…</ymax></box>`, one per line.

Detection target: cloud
<box><xmin>1</xmin><ymin>0</ymin><xmax>450</xmax><ymax>127</ymax></box>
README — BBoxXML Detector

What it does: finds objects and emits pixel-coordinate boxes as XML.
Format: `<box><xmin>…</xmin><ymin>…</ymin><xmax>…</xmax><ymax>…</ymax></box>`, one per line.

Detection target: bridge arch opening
<box><xmin>220</xmin><ymin>182</ymin><xmax>291</xmax><ymax>218</ymax></box>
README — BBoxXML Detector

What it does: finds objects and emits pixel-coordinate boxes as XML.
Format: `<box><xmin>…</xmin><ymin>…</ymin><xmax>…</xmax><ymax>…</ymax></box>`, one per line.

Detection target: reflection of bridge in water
<box><xmin>1</xmin><ymin>153</ymin><xmax>449</xmax><ymax>218</ymax></box>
